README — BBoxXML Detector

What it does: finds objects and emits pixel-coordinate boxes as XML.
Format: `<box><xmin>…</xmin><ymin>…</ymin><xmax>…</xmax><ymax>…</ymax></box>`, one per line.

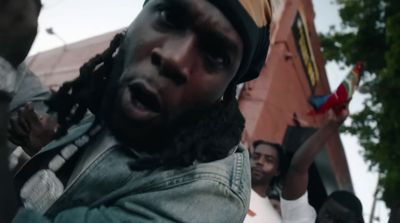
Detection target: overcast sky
<box><xmin>29</xmin><ymin>0</ymin><xmax>389</xmax><ymax>222</ymax></box>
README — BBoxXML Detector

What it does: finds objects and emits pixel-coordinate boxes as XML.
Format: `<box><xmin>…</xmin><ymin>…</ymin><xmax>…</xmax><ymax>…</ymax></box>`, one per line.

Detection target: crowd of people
<box><xmin>244</xmin><ymin>109</ymin><xmax>365</xmax><ymax>223</ymax></box>
<box><xmin>0</xmin><ymin>0</ymin><xmax>384</xmax><ymax>222</ymax></box>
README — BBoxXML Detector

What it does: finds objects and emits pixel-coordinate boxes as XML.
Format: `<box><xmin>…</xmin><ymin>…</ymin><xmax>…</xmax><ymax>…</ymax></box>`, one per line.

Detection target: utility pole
<box><xmin>45</xmin><ymin>27</ymin><xmax>68</xmax><ymax>77</ymax></box>
<box><xmin>369</xmin><ymin>176</ymin><xmax>382</xmax><ymax>223</ymax></box>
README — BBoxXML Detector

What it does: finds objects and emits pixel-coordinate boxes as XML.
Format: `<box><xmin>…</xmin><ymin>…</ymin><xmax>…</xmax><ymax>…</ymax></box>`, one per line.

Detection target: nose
<box><xmin>151</xmin><ymin>36</ymin><xmax>196</xmax><ymax>85</ymax></box>
<box><xmin>256</xmin><ymin>156</ymin><xmax>265</xmax><ymax>166</ymax></box>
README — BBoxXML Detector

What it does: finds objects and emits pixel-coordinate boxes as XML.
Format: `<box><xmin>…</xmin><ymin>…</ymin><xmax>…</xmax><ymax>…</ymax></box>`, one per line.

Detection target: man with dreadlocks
<box><xmin>1</xmin><ymin>0</ymin><xmax>273</xmax><ymax>222</ymax></box>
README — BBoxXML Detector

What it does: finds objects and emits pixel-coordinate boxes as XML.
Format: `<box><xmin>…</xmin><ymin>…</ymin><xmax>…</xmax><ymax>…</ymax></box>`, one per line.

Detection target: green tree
<box><xmin>319</xmin><ymin>0</ymin><xmax>400</xmax><ymax>208</ymax></box>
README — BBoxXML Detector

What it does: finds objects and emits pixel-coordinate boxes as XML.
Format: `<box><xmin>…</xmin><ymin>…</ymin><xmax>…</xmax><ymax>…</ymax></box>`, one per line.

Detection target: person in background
<box><xmin>281</xmin><ymin>108</ymin><xmax>365</xmax><ymax>223</ymax></box>
<box><xmin>0</xmin><ymin>0</ymin><xmax>45</xmax><ymax>220</ymax></box>
<box><xmin>317</xmin><ymin>190</ymin><xmax>364</xmax><ymax>223</ymax></box>
<box><xmin>0</xmin><ymin>0</ymin><xmax>274</xmax><ymax>222</ymax></box>
<box><xmin>244</xmin><ymin>140</ymin><xmax>284</xmax><ymax>223</ymax></box>
<box><xmin>0</xmin><ymin>0</ymin><xmax>52</xmax><ymax>172</ymax></box>
<box><xmin>388</xmin><ymin>202</ymin><xmax>400</xmax><ymax>223</ymax></box>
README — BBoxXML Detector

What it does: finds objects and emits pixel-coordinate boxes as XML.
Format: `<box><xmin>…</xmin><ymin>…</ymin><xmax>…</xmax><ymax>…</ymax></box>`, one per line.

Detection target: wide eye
<box><xmin>266</xmin><ymin>157</ymin><xmax>275</xmax><ymax>164</ymax></box>
<box><xmin>204</xmin><ymin>48</ymin><xmax>231</xmax><ymax>70</ymax></box>
<box><xmin>158</xmin><ymin>6</ymin><xmax>184</xmax><ymax>29</ymax></box>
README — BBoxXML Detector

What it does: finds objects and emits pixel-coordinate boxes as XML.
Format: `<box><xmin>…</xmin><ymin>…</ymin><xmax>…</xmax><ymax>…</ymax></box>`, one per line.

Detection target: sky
<box><xmin>30</xmin><ymin>0</ymin><xmax>389</xmax><ymax>222</ymax></box>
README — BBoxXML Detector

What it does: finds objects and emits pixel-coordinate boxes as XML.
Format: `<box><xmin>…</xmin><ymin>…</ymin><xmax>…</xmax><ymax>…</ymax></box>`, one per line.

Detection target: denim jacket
<box><xmin>13</xmin><ymin>117</ymin><xmax>251</xmax><ymax>223</ymax></box>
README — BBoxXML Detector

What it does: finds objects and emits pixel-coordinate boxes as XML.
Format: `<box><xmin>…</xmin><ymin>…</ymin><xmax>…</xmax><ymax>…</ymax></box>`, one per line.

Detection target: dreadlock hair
<box><xmin>46</xmin><ymin>32</ymin><xmax>245</xmax><ymax>168</ymax></box>
<box><xmin>46</xmin><ymin>33</ymin><xmax>125</xmax><ymax>137</ymax></box>
<box><xmin>159</xmin><ymin>82</ymin><xmax>245</xmax><ymax>167</ymax></box>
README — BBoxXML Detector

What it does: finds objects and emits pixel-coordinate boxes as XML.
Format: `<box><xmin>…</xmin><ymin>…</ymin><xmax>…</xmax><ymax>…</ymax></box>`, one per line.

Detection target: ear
<box><xmin>248</xmin><ymin>142</ymin><xmax>255</xmax><ymax>156</ymax></box>
<box><xmin>249</xmin><ymin>147</ymin><xmax>254</xmax><ymax>156</ymax></box>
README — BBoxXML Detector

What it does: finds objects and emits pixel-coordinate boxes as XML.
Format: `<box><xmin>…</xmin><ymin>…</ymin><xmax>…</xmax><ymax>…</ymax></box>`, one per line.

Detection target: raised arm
<box><xmin>282</xmin><ymin>108</ymin><xmax>348</xmax><ymax>200</ymax></box>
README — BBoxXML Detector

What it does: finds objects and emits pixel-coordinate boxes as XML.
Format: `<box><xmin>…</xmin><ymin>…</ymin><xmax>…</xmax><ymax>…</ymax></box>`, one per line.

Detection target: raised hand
<box><xmin>0</xmin><ymin>0</ymin><xmax>42</xmax><ymax>67</ymax></box>
<box><xmin>326</xmin><ymin>106</ymin><xmax>349</xmax><ymax>128</ymax></box>
<box><xmin>9</xmin><ymin>103</ymin><xmax>58</xmax><ymax>156</ymax></box>
<box><xmin>282</xmin><ymin>107</ymin><xmax>349</xmax><ymax>201</ymax></box>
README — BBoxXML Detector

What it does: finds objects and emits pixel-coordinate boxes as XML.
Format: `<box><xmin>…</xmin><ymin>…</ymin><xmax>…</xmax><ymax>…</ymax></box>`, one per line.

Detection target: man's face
<box><xmin>109</xmin><ymin>0</ymin><xmax>243</xmax><ymax>144</ymax></box>
<box><xmin>250</xmin><ymin>144</ymin><xmax>280</xmax><ymax>184</ymax></box>
<box><xmin>317</xmin><ymin>199</ymin><xmax>359</xmax><ymax>223</ymax></box>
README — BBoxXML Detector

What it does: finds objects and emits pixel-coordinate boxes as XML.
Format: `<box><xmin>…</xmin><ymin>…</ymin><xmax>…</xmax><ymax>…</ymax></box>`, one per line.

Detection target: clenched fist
<box><xmin>0</xmin><ymin>0</ymin><xmax>42</xmax><ymax>67</ymax></box>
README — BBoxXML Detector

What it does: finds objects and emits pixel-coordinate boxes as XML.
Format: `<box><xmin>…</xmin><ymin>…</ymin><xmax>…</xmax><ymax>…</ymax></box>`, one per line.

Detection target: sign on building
<box><xmin>292</xmin><ymin>9</ymin><xmax>320</xmax><ymax>91</ymax></box>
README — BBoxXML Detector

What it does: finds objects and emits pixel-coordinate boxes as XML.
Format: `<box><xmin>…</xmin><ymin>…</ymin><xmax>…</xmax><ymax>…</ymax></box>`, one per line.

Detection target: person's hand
<box><xmin>326</xmin><ymin>106</ymin><xmax>349</xmax><ymax>128</ymax></box>
<box><xmin>0</xmin><ymin>0</ymin><xmax>42</xmax><ymax>67</ymax></box>
<box><xmin>8</xmin><ymin>103</ymin><xmax>58</xmax><ymax>156</ymax></box>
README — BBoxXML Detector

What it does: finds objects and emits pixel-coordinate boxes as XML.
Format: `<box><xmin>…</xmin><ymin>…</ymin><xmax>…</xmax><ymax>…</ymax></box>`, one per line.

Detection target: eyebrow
<box><xmin>253</xmin><ymin>153</ymin><xmax>277</xmax><ymax>160</ymax></box>
<box><xmin>167</xmin><ymin>0</ymin><xmax>191</xmax><ymax>13</ymax></box>
<box><xmin>166</xmin><ymin>0</ymin><xmax>239</xmax><ymax>57</ymax></box>
<box><xmin>206</xmin><ymin>29</ymin><xmax>239</xmax><ymax>56</ymax></box>
<box><xmin>263</xmin><ymin>154</ymin><xmax>277</xmax><ymax>160</ymax></box>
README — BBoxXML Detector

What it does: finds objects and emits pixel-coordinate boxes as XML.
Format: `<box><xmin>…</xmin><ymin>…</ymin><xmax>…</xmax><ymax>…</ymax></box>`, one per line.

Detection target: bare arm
<box><xmin>282</xmin><ymin>109</ymin><xmax>348</xmax><ymax>200</ymax></box>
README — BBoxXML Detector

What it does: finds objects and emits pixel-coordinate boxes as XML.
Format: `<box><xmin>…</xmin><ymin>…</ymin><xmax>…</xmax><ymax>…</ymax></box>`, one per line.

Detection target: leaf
<box><xmin>321</xmin><ymin>0</ymin><xmax>400</xmax><ymax>207</ymax></box>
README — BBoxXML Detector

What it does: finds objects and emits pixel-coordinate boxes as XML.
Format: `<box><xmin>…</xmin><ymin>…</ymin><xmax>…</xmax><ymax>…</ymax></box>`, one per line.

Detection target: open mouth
<box><xmin>121</xmin><ymin>81</ymin><xmax>162</xmax><ymax>121</ymax></box>
<box><xmin>251</xmin><ymin>168</ymin><xmax>265</xmax><ymax>175</ymax></box>
<box><xmin>129</xmin><ymin>82</ymin><xmax>161</xmax><ymax>113</ymax></box>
